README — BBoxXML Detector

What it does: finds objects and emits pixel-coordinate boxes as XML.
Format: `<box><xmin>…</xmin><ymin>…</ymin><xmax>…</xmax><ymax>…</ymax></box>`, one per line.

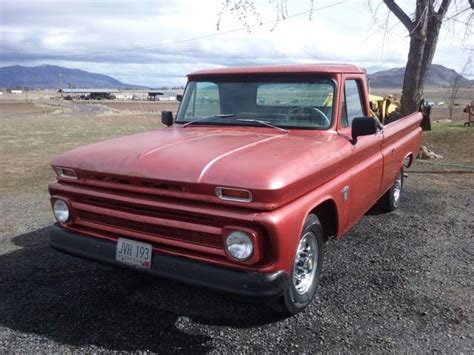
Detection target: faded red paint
<box><xmin>188</xmin><ymin>63</ymin><xmax>365</xmax><ymax>77</ymax></box>
<box><xmin>48</xmin><ymin>64</ymin><xmax>422</xmax><ymax>276</ymax></box>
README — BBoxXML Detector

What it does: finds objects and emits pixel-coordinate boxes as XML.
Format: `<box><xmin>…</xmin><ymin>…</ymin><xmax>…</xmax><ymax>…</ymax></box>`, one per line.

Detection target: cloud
<box><xmin>1</xmin><ymin>0</ymin><xmax>472</xmax><ymax>86</ymax></box>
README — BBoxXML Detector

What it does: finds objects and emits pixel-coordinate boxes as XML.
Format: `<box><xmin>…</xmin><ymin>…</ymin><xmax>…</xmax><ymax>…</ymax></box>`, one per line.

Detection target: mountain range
<box><xmin>0</xmin><ymin>64</ymin><xmax>472</xmax><ymax>89</ymax></box>
<box><xmin>0</xmin><ymin>65</ymin><xmax>148</xmax><ymax>89</ymax></box>
<box><xmin>368</xmin><ymin>64</ymin><xmax>473</xmax><ymax>88</ymax></box>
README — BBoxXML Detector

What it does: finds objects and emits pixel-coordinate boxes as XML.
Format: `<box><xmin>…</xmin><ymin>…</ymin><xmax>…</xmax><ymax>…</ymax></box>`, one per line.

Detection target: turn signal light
<box><xmin>55</xmin><ymin>167</ymin><xmax>78</xmax><ymax>179</ymax></box>
<box><xmin>215</xmin><ymin>187</ymin><xmax>252</xmax><ymax>202</ymax></box>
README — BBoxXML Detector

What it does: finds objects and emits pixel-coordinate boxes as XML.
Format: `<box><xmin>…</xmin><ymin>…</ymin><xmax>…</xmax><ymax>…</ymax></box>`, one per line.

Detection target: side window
<box><xmin>341</xmin><ymin>80</ymin><xmax>364</xmax><ymax>127</ymax></box>
<box><xmin>184</xmin><ymin>82</ymin><xmax>220</xmax><ymax>118</ymax></box>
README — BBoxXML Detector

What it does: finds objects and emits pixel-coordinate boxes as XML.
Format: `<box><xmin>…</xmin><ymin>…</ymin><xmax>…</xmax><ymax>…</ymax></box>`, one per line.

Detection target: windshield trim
<box><xmin>175</xmin><ymin>76</ymin><xmax>337</xmax><ymax>130</ymax></box>
<box><xmin>174</xmin><ymin>120</ymin><xmax>336</xmax><ymax>131</ymax></box>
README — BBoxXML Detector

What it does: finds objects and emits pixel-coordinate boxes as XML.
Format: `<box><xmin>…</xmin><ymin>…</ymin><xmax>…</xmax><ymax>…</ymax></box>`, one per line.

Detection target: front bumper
<box><xmin>49</xmin><ymin>225</ymin><xmax>288</xmax><ymax>300</ymax></box>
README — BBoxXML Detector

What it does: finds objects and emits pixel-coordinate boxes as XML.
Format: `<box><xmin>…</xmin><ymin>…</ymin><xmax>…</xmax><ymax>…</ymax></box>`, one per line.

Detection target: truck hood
<box><xmin>52</xmin><ymin>126</ymin><xmax>351</xmax><ymax>209</ymax></box>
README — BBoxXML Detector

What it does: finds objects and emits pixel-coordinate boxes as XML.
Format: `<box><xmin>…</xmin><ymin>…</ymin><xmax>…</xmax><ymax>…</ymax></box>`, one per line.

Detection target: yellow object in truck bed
<box><xmin>369</xmin><ymin>94</ymin><xmax>399</xmax><ymax>124</ymax></box>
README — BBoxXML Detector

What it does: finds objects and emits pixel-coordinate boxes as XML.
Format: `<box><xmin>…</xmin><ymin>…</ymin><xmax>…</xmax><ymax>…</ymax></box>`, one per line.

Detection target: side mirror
<box><xmin>161</xmin><ymin>111</ymin><xmax>174</xmax><ymax>127</ymax></box>
<box><xmin>351</xmin><ymin>116</ymin><xmax>377</xmax><ymax>145</ymax></box>
<box><xmin>176</xmin><ymin>94</ymin><xmax>183</xmax><ymax>102</ymax></box>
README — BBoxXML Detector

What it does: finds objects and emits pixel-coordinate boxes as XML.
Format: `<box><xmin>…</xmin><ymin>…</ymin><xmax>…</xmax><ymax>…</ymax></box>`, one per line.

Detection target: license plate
<box><xmin>116</xmin><ymin>238</ymin><xmax>152</xmax><ymax>270</ymax></box>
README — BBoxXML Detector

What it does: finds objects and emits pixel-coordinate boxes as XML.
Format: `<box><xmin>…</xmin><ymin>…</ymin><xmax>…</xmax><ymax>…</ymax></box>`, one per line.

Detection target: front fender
<box><xmin>254</xmin><ymin>170</ymin><xmax>351</xmax><ymax>273</ymax></box>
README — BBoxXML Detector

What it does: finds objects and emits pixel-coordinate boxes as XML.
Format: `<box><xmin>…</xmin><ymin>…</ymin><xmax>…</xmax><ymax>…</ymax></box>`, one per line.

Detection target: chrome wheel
<box><xmin>393</xmin><ymin>172</ymin><xmax>402</xmax><ymax>207</ymax></box>
<box><xmin>269</xmin><ymin>214</ymin><xmax>324</xmax><ymax>314</ymax></box>
<box><xmin>292</xmin><ymin>232</ymin><xmax>318</xmax><ymax>295</ymax></box>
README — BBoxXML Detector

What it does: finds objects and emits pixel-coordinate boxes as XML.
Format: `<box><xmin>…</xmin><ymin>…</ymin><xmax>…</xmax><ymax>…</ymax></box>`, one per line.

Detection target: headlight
<box><xmin>225</xmin><ymin>231</ymin><xmax>253</xmax><ymax>261</ymax></box>
<box><xmin>53</xmin><ymin>199</ymin><xmax>70</xmax><ymax>223</ymax></box>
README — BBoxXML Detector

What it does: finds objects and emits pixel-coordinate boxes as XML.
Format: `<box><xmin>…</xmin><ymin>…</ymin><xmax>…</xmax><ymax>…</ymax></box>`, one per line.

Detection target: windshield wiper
<box><xmin>237</xmin><ymin>119</ymin><xmax>288</xmax><ymax>133</ymax></box>
<box><xmin>182</xmin><ymin>114</ymin><xmax>235</xmax><ymax>128</ymax></box>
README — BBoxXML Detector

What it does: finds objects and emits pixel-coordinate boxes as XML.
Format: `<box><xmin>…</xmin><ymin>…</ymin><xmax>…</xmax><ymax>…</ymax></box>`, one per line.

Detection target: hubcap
<box><xmin>393</xmin><ymin>172</ymin><xmax>402</xmax><ymax>206</ymax></box>
<box><xmin>292</xmin><ymin>232</ymin><xmax>318</xmax><ymax>295</ymax></box>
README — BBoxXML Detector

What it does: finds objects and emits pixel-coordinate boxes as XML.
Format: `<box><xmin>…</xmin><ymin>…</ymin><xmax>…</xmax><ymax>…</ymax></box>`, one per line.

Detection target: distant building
<box><xmin>115</xmin><ymin>93</ymin><xmax>134</xmax><ymax>100</ymax></box>
<box><xmin>58</xmin><ymin>88</ymin><xmax>119</xmax><ymax>100</ymax></box>
<box><xmin>148</xmin><ymin>91</ymin><xmax>164</xmax><ymax>101</ymax></box>
<box><xmin>8</xmin><ymin>89</ymin><xmax>23</xmax><ymax>94</ymax></box>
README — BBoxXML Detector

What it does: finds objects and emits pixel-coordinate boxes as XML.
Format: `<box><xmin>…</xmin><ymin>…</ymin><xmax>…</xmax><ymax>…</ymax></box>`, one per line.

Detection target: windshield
<box><xmin>175</xmin><ymin>77</ymin><xmax>335</xmax><ymax>129</ymax></box>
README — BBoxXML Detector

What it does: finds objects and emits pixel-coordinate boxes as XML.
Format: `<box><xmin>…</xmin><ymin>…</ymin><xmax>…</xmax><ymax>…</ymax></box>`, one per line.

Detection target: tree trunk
<box><xmin>393</xmin><ymin>0</ymin><xmax>451</xmax><ymax>117</ymax></box>
<box><xmin>400</xmin><ymin>32</ymin><xmax>426</xmax><ymax>116</ymax></box>
<box><xmin>417</xmin><ymin>15</ymin><xmax>442</xmax><ymax>89</ymax></box>
<box><xmin>399</xmin><ymin>0</ymin><xmax>428</xmax><ymax>116</ymax></box>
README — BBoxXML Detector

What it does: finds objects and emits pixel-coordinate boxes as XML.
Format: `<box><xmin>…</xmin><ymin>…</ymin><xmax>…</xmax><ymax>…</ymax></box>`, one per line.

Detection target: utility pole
<box><xmin>59</xmin><ymin>73</ymin><xmax>64</xmax><ymax>99</ymax></box>
<box><xmin>23</xmin><ymin>75</ymin><xmax>28</xmax><ymax>102</ymax></box>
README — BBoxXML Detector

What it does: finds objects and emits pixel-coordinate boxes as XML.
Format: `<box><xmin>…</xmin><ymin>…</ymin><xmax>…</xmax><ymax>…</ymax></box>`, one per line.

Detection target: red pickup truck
<box><xmin>49</xmin><ymin>64</ymin><xmax>422</xmax><ymax>314</ymax></box>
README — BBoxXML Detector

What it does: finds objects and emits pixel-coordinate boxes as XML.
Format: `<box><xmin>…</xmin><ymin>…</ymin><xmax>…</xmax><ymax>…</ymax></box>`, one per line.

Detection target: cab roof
<box><xmin>188</xmin><ymin>63</ymin><xmax>366</xmax><ymax>78</ymax></box>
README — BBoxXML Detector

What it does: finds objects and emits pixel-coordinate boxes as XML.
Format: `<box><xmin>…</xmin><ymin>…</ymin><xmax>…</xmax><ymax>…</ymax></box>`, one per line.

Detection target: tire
<box><xmin>377</xmin><ymin>167</ymin><xmax>404</xmax><ymax>212</ymax></box>
<box><xmin>269</xmin><ymin>214</ymin><xmax>325</xmax><ymax>315</ymax></box>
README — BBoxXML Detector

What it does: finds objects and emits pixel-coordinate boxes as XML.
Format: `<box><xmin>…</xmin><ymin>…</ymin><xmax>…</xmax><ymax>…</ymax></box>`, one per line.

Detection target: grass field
<box><xmin>421</xmin><ymin>122</ymin><xmax>474</xmax><ymax>165</ymax></box>
<box><xmin>0</xmin><ymin>101</ymin><xmax>178</xmax><ymax>196</ymax></box>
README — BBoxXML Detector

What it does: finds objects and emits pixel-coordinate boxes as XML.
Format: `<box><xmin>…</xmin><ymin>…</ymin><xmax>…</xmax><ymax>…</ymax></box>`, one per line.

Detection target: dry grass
<box><xmin>97</xmin><ymin>101</ymin><xmax>179</xmax><ymax>113</ymax></box>
<box><xmin>0</xmin><ymin>101</ymin><xmax>169</xmax><ymax>195</ymax></box>
<box><xmin>421</xmin><ymin>122</ymin><xmax>474</xmax><ymax>165</ymax></box>
<box><xmin>0</xmin><ymin>101</ymin><xmax>55</xmax><ymax>115</ymax></box>
<box><xmin>410</xmin><ymin>121</ymin><xmax>474</xmax><ymax>192</ymax></box>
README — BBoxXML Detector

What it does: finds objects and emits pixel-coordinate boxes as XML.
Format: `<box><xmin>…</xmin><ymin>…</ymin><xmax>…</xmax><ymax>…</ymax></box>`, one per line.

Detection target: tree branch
<box><xmin>437</xmin><ymin>0</ymin><xmax>452</xmax><ymax>16</ymax></box>
<box><xmin>383</xmin><ymin>0</ymin><xmax>414</xmax><ymax>32</ymax></box>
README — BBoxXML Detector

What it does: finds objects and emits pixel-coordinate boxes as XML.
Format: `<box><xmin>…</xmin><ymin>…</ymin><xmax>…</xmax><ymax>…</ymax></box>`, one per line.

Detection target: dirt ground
<box><xmin>0</xmin><ymin>98</ymin><xmax>472</xmax><ymax>353</ymax></box>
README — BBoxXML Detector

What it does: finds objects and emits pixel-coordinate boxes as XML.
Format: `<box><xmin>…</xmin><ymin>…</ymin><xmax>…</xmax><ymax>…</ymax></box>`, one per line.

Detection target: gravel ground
<box><xmin>0</xmin><ymin>172</ymin><xmax>472</xmax><ymax>353</ymax></box>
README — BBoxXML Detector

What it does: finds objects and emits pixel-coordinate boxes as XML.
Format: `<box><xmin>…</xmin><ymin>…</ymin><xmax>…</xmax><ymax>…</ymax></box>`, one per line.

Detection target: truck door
<box><xmin>339</xmin><ymin>78</ymin><xmax>384</xmax><ymax>227</ymax></box>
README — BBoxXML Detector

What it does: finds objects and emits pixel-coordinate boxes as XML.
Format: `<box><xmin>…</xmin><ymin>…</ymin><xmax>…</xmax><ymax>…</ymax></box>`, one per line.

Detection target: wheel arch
<box><xmin>308</xmin><ymin>199</ymin><xmax>339</xmax><ymax>240</ymax></box>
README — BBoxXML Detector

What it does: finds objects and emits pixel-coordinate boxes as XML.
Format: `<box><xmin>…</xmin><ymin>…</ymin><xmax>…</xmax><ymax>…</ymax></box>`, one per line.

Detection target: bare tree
<box><xmin>383</xmin><ymin>0</ymin><xmax>450</xmax><ymax>116</ymax></box>
<box><xmin>218</xmin><ymin>1</ymin><xmax>473</xmax><ymax>116</ymax></box>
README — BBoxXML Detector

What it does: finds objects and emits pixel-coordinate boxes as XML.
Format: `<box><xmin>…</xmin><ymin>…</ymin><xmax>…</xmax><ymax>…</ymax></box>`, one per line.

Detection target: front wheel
<box><xmin>269</xmin><ymin>214</ymin><xmax>325</xmax><ymax>315</ymax></box>
<box><xmin>378</xmin><ymin>167</ymin><xmax>404</xmax><ymax>212</ymax></box>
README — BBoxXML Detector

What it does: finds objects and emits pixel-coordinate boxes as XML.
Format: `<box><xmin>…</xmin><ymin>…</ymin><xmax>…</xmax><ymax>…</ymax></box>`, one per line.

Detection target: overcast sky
<box><xmin>1</xmin><ymin>0</ymin><xmax>472</xmax><ymax>86</ymax></box>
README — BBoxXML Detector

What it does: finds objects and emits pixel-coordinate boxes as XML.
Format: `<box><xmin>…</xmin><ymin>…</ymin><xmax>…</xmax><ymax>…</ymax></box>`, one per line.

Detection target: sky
<box><xmin>0</xmin><ymin>0</ymin><xmax>472</xmax><ymax>86</ymax></box>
